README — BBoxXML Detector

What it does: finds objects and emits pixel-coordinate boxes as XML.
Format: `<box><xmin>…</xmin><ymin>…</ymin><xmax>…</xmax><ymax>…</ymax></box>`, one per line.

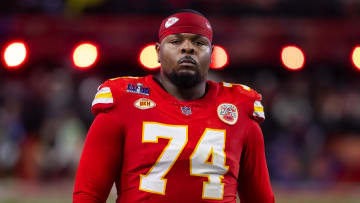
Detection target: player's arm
<box><xmin>237</xmin><ymin>120</ymin><xmax>275</xmax><ymax>203</ymax></box>
<box><xmin>73</xmin><ymin>112</ymin><xmax>123</xmax><ymax>203</ymax></box>
<box><xmin>73</xmin><ymin>81</ymin><xmax>123</xmax><ymax>203</ymax></box>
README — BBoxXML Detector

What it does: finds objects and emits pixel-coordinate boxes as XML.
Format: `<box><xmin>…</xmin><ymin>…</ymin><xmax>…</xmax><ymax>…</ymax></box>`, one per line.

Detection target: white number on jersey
<box><xmin>190</xmin><ymin>128</ymin><xmax>228</xmax><ymax>199</ymax></box>
<box><xmin>139</xmin><ymin>122</ymin><xmax>228</xmax><ymax>199</ymax></box>
<box><xmin>139</xmin><ymin>122</ymin><xmax>188</xmax><ymax>194</ymax></box>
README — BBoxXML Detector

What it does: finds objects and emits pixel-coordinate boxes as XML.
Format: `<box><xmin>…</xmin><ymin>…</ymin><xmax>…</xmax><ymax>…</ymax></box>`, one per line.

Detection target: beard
<box><xmin>165</xmin><ymin>69</ymin><xmax>202</xmax><ymax>89</ymax></box>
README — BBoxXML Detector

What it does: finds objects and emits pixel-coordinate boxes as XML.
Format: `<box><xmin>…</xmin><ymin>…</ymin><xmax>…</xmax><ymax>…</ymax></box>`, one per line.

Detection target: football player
<box><xmin>73</xmin><ymin>9</ymin><xmax>275</xmax><ymax>203</ymax></box>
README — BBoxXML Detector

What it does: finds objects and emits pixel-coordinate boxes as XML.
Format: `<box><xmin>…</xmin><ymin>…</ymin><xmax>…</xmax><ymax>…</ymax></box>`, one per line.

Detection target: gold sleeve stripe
<box><xmin>240</xmin><ymin>84</ymin><xmax>251</xmax><ymax>91</ymax></box>
<box><xmin>222</xmin><ymin>82</ymin><xmax>253</xmax><ymax>91</ymax></box>
<box><xmin>96</xmin><ymin>87</ymin><xmax>111</xmax><ymax>95</ymax></box>
<box><xmin>222</xmin><ymin>82</ymin><xmax>232</xmax><ymax>87</ymax></box>
<box><xmin>95</xmin><ymin>92</ymin><xmax>112</xmax><ymax>99</ymax></box>
<box><xmin>92</xmin><ymin>87</ymin><xmax>114</xmax><ymax>106</ymax></box>
<box><xmin>254</xmin><ymin>106</ymin><xmax>264</xmax><ymax>112</ymax></box>
<box><xmin>253</xmin><ymin>100</ymin><xmax>265</xmax><ymax>119</ymax></box>
<box><xmin>110</xmin><ymin>76</ymin><xmax>139</xmax><ymax>81</ymax></box>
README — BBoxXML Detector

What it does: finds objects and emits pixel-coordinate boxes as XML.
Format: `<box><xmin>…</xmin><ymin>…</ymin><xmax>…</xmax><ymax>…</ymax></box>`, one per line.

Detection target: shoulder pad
<box><xmin>91</xmin><ymin>76</ymin><xmax>143</xmax><ymax>115</ymax></box>
<box><xmin>222</xmin><ymin>82</ymin><xmax>265</xmax><ymax>123</ymax></box>
<box><xmin>91</xmin><ymin>80</ymin><xmax>115</xmax><ymax>115</ymax></box>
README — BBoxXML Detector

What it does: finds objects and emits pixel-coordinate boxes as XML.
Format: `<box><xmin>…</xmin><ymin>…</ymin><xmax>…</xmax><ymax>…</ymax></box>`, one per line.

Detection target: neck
<box><xmin>154</xmin><ymin>73</ymin><xmax>207</xmax><ymax>101</ymax></box>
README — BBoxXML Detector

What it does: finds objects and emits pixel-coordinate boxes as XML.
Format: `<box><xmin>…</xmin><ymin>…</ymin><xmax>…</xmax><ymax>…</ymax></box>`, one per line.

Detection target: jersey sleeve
<box><xmin>91</xmin><ymin>80</ymin><xmax>115</xmax><ymax>116</ymax></box>
<box><xmin>73</xmin><ymin>112</ymin><xmax>124</xmax><ymax>203</ymax></box>
<box><xmin>251</xmin><ymin>92</ymin><xmax>265</xmax><ymax>123</ymax></box>
<box><xmin>237</xmin><ymin>120</ymin><xmax>274</xmax><ymax>203</ymax></box>
<box><xmin>235</xmin><ymin>84</ymin><xmax>265</xmax><ymax>123</ymax></box>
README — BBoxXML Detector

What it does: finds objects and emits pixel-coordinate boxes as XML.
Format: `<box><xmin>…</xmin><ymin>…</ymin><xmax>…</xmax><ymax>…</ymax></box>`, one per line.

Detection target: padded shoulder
<box><xmin>91</xmin><ymin>76</ymin><xmax>141</xmax><ymax>115</ymax></box>
<box><xmin>222</xmin><ymin>82</ymin><xmax>265</xmax><ymax>123</ymax></box>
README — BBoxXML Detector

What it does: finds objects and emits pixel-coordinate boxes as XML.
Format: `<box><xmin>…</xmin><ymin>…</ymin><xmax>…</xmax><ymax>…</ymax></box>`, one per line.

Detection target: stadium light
<box><xmin>210</xmin><ymin>45</ymin><xmax>228</xmax><ymax>69</ymax></box>
<box><xmin>351</xmin><ymin>46</ymin><xmax>360</xmax><ymax>71</ymax></box>
<box><xmin>2</xmin><ymin>41</ymin><xmax>28</xmax><ymax>69</ymax></box>
<box><xmin>281</xmin><ymin>45</ymin><xmax>305</xmax><ymax>71</ymax></box>
<box><xmin>139</xmin><ymin>44</ymin><xmax>160</xmax><ymax>70</ymax></box>
<box><xmin>72</xmin><ymin>42</ymin><xmax>99</xmax><ymax>69</ymax></box>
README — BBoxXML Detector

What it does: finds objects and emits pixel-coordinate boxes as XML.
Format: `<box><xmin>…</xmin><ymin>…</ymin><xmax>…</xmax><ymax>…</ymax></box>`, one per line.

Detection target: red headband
<box><xmin>158</xmin><ymin>12</ymin><xmax>213</xmax><ymax>43</ymax></box>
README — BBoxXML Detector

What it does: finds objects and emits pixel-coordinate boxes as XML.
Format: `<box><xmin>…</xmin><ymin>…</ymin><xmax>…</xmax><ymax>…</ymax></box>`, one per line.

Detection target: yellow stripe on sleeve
<box><xmin>222</xmin><ymin>82</ymin><xmax>233</xmax><ymax>87</ymax></box>
<box><xmin>254</xmin><ymin>106</ymin><xmax>264</xmax><ymax>112</ymax></box>
<box><xmin>95</xmin><ymin>92</ymin><xmax>113</xmax><ymax>99</ymax></box>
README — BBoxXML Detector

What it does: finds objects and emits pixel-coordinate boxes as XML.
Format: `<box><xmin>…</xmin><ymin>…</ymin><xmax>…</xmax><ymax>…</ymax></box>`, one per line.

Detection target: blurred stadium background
<box><xmin>1</xmin><ymin>0</ymin><xmax>360</xmax><ymax>202</ymax></box>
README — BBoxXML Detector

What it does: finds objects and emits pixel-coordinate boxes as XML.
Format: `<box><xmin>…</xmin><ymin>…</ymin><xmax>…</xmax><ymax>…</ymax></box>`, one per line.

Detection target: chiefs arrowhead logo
<box><xmin>217</xmin><ymin>103</ymin><xmax>238</xmax><ymax>125</ymax></box>
<box><xmin>165</xmin><ymin>17</ymin><xmax>179</xmax><ymax>28</ymax></box>
<box><xmin>134</xmin><ymin>98</ymin><xmax>156</xmax><ymax>110</ymax></box>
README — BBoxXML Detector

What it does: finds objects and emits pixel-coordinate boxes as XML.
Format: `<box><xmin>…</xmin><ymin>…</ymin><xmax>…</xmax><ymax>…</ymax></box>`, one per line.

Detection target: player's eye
<box><xmin>194</xmin><ymin>41</ymin><xmax>205</xmax><ymax>46</ymax></box>
<box><xmin>170</xmin><ymin>40</ymin><xmax>180</xmax><ymax>45</ymax></box>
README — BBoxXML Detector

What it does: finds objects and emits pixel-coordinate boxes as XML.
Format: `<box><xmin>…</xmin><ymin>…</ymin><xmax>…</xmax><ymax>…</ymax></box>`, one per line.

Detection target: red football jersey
<box><xmin>73</xmin><ymin>75</ymin><xmax>274</xmax><ymax>203</ymax></box>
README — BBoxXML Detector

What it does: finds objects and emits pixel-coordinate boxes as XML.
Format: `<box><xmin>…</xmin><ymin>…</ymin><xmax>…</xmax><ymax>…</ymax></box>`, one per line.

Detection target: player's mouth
<box><xmin>178</xmin><ymin>57</ymin><xmax>197</xmax><ymax>67</ymax></box>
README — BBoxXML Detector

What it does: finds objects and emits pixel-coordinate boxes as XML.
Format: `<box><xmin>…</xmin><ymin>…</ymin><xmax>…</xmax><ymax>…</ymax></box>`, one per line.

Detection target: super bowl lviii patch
<box><xmin>126</xmin><ymin>83</ymin><xmax>150</xmax><ymax>96</ymax></box>
<box><xmin>217</xmin><ymin>103</ymin><xmax>238</xmax><ymax>125</ymax></box>
<box><xmin>134</xmin><ymin>98</ymin><xmax>156</xmax><ymax>110</ymax></box>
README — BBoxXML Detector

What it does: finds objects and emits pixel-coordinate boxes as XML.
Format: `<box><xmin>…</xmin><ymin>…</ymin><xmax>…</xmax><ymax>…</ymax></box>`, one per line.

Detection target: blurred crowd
<box><xmin>0</xmin><ymin>64</ymin><xmax>360</xmax><ymax>191</ymax></box>
<box><xmin>211</xmin><ymin>65</ymin><xmax>360</xmax><ymax>191</ymax></box>
<box><xmin>1</xmin><ymin>0</ymin><xmax>360</xmax><ymax>17</ymax></box>
<box><xmin>0</xmin><ymin>66</ymin><xmax>100</xmax><ymax>181</ymax></box>
<box><xmin>250</xmin><ymin>68</ymin><xmax>360</xmax><ymax>189</ymax></box>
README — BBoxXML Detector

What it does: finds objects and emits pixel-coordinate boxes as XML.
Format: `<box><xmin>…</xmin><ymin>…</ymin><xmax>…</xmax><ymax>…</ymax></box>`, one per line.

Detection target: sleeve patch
<box><xmin>253</xmin><ymin>100</ymin><xmax>265</xmax><ymax>121</ymax></box>
<box><xmin>92</xmin><ymin>87</ymin><xmax>114</xmax><ymax>106</ymax></box>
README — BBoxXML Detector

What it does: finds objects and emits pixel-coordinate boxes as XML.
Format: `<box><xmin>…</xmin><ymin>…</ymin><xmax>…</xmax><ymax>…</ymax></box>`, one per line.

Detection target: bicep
<box><xmin>237</xmin><ymin>121</ymin><xmax>274</xmax><ymax>203</ymax></box>
<box><xmin>73</xmin><ymin>113</ymin><xmax>123</xmax><ymax>203</ymax></box>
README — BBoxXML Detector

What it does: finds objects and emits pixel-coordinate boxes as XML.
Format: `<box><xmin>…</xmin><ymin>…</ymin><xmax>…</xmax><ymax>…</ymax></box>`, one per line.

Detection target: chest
<box><xmin>117</xmin><ymin>94</ymin><xmax>249</xmax><ymax>174</ymax></box>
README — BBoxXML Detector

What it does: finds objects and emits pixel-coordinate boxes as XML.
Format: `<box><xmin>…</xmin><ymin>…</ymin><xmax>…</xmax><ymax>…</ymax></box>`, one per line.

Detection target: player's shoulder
<box><xmin>91</xmin><ymin>76</ymin><xmax>145</xmax><ymax>115</ymax></box>
<box><xmin>103</xmin><ymin>76</ymin><xmax>144</xmax><ymax>89</ymax></box>
<box><xmin>220</xmin><ymin>82</ymin><xmax>262</xmax><ymax>101</ymax></box>
<box><xmin>219</xmin><ymin>81</ymin><xmax>265</xmax><ymax>123</ymax></box>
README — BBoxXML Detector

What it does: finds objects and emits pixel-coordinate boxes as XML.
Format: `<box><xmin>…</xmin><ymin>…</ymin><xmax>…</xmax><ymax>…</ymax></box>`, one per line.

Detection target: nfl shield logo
<box><xmin>180</xmin><ymin>106</ymin><xmax>192</xmax><ymax>116</ymax></box>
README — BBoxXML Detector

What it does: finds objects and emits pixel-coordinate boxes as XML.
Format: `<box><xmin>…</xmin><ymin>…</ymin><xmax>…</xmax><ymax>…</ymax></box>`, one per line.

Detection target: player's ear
<box><xmin>156</xmin><ymin>42</ymin><xmax>161</xmax><ymax>63</ymax></box>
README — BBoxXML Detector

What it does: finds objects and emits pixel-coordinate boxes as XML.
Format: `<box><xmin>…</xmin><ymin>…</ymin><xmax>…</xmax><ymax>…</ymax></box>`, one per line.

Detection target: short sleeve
<box><xmin>251</xmin><ymin>98</ymin><xmax>265</xmax><ymax>123</ymax></box>
<box><xmin>91</xmin><ymin>81</ymin><xmax>115</xmax><ymax>115</ymax></box>
<box><xmin>233</xmin><ymin>83</ymin><xmax>265</xmax><ymax>123</ymax></box>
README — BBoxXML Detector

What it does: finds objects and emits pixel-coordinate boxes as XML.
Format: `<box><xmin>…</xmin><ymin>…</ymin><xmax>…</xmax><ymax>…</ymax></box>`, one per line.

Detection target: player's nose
<box><xmin>181</xmin><ymin>40</ymin><xmax>195</xmax><ymax>54</ymax></box>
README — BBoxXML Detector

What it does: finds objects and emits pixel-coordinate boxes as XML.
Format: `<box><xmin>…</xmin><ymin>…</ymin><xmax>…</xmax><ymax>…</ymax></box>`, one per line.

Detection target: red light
<box><xmin>139</xmin><ymin>44</ymin><xmax>160</xmax><ymax>70</ymax></box>
<box><xmin>72</xmin><ymin>42</ymin><xmax>99</xmax><ymax>69</ymax></box>
<box><xmin>210</xmin><ymin>45</ymin><xmax>228</xmax><ymax>69</ymax></box>
<box><xmin>2</xmin><ymin>41</ymin><xmax>28</xmax><ymax>69</ymax></box>
<box><xmin>281</xmin><ymin>46</ymin><xmax>305</xmax><ymax>71</ymax></box>
<box><xmin>351</xmin><ymin>46</ymin><xmax>360</xmax><ymax>71</ymax></box>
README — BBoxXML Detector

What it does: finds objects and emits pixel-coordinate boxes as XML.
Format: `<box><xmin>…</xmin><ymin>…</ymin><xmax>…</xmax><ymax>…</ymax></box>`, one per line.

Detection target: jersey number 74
<box><xmin>139</xmin><ymin>122</ymin><xmax>229</xmax><ymax>200</ymax></box>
